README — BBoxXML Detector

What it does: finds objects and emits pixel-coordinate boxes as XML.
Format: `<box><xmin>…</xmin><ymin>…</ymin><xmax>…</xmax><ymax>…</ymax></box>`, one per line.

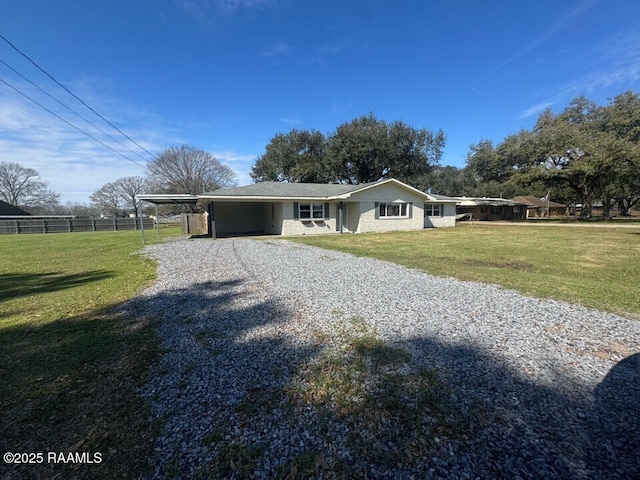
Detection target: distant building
<box><xmin>510</xmin><ymin>196</ymin><xmax>567</xmax><ymax>218</ymax></box>
<box><xmin>0</xmin><ymin>200</ymin><xmax>31</xmax><ymax>217</ymax></box>
<box><xmin>431</xmin><ymin>195</ymin><xmax>526</xmax><ymax>221</ymax></box>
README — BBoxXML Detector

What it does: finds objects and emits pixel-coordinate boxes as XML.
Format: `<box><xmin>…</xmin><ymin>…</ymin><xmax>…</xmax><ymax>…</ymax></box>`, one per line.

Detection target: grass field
<box><xmin>292</xmin><ymin>224</ymin><xmax>640</xmax><ymax>319</ymax></box>
<box><xmin>0</xmin><ymin>228</ymin><xmax>179</xmax><ymax>479</ymax></box>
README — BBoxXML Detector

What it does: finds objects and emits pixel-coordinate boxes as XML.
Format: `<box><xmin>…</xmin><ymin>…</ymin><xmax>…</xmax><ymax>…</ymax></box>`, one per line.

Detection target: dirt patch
<box><xmin>591</xmin><ymin>342</ymin><xmax>634</xmax><ymax>361</ymax></box>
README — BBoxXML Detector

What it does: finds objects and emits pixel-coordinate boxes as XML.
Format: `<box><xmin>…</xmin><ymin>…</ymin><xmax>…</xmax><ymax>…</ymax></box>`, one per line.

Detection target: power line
<box><xmin>0</xmin><ymin>75</ymin><xmax>147</xmax><ymax>169</ymax></box>
<box><xmin>0</xmin><ymin>33</ymin><xmax>158</xmax><ymax>161</ymax></box>
<box><xmin>0</xmin><ymin>58</ymin><xmax>150</xmax><ymax>163</ymax></box>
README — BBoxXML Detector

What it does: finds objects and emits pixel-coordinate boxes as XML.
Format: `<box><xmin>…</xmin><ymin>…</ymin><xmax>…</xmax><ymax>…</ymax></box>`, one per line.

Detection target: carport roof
<box><xmin>136</xmin><ymin>193</ymin><xmax>200</xmax><ymax>205</ymax></box>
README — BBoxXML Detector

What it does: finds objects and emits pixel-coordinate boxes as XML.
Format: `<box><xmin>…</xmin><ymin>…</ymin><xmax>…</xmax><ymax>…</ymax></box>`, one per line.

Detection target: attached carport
<box><xmin>205</xmin><ymin>199</ymin><xmax>282</xmax><ymax>237</ymax></box>
<box><xmin>135</xmin><ymin>193</ymin><xmax>200</xmax><ymax>243</ymax></box>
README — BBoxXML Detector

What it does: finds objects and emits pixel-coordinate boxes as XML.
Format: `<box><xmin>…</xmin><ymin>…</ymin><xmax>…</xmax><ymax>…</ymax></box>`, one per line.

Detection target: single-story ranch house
<box><xmin>138</xmin><ymin>179</ymin><xmax>458</xmax><ymax>238</ymax></box>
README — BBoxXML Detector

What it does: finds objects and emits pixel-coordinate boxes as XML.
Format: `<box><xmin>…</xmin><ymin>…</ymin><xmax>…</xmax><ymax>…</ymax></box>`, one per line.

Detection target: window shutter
<box><xmin>440</xmin><ymin>204</ymin><xmax>444</xmax><ymax>217</ymax></box>
<box><xmin>409</xmin><ymin>202</ymin><xmax>413</xmax><ymax>218</ymax></box>
<box><xmin>324</xmin><ymin>202</ymin><xmax>330</xmax><ymax>220</ymax></box>
<box><xmin>293</xmin><ymin>202</ymin><xmax>299</xmax><ymax>220</ymax></box>
<box><xmin>374</xmin><ymin>202</ymin><xmax>380</xmax><ymax>219</ymax></box>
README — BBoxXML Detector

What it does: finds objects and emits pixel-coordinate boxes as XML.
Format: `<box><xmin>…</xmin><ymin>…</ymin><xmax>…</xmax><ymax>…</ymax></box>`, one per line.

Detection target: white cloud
<box><xmin>210</xmin><ymin>150</ymin><xmax>256</xmax><ymax>186</ymax></box>
<box><xmin>518</xmin><ymin>29</ymin><xmax>640</xmax><ymax>120</ymax></box>
<box><xmin>498</xmin><ymin>0</ymin><xmax>601</xmax><ymax>69</ymax></box>
<box><xmin>568</xmin><ymin>30</ymin><xmax>640</xmax><ymax>94</ymax></box>
<box><xmin>260</xmin><ymin>42</ymin><xmax>294</xmax><ymax>58</ymax></box>
<box><xmin>0</xmin><ymin>78</ymin><xmax>165</xmax><ymax>204</ymax></box>
<box><xmin>279</xmin><ymin>117</ymin><xmax>300</xmax><ymax>125</ymax></box>
<box><xmin>519</xmin><ymin>101</ymin><xmax>553</xmax><ymax>119</ymax></box>
<box><xmin>173</xmin><ymin>0</ymin><xmax>276</xmax><ymax>21</ymax></box>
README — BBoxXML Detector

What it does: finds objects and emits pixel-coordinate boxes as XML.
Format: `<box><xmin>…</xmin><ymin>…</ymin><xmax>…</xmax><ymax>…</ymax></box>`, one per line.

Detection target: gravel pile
<box><xmin>123</xmin><ymin>237</ymin><xmax>640</xmax><ymax>479</ymax></box>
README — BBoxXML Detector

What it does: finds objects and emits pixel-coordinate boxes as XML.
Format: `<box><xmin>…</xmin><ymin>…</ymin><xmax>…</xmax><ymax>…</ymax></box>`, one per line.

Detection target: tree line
<box><xmin>430</xmin><ymin>91</ymin><xmax>640</xmax><ymax>217</ymax></box>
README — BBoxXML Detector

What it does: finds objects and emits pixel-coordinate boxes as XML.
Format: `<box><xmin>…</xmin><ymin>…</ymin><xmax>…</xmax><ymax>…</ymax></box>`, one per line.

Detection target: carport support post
<box><xmin>155</xmin><ymin>203</ymin><xmax>160</xmax><ymax>240</ymax></box>
<box><xmin>139</xmin><ymin>201</ymin><xmax>146</xmax><ymax>244</ymax></box>
<box><xmin>208</xmin><ymin>202</ymin><xmax>216</xmax><ymax>238</ymax></box>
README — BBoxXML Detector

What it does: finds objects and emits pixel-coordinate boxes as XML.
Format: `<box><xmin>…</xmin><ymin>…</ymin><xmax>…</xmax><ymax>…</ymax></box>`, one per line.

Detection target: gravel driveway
<box><xmin>124</xmin><ymin>237</ymin><xmax>640</xmax><ymax>479</ymax></box>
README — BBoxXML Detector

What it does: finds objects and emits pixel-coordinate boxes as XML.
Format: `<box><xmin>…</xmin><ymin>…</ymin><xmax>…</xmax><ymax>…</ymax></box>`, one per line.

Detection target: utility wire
<box><xmin>0</xmin><ymin>75</ymin><xmax>146</xmax><ymax>168</ymax></box>
<box><xmin>0</xmin><ymin>58</ymin><xmax>150</xmax><ymax>163</ymax></box>
<box><xmin>0</xmin><ymin>33</ymin><xmax>158</xmax><ymax>160</ymax></box>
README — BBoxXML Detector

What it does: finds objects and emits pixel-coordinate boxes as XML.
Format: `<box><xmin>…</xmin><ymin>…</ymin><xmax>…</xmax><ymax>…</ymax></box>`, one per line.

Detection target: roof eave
<box><xmin>201</xmin><ymin>195</ymin><xmax>332</xmax><ymax>202</ymax></box>
<box><xmin>344</xmin><ymin>178</ymin><xmax>430</xmax><ymax>199</ymax></box>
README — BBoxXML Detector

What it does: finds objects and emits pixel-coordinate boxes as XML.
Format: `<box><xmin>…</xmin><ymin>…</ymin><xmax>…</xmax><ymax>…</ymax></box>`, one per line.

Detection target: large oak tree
<box><xmin>251</xmin><ymin>114</ymin><xmax>445</xmax><ymax>188</ymax></box>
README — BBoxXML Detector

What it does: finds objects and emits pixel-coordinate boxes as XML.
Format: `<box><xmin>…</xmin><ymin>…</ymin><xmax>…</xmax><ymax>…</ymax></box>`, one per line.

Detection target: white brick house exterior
<box><xmin>137</xmin><ymin>179</ymin><xmax>458</xmax><ymax>238</ymax></box>
<box><xmin>196</xmin><ymin>179</ymin><xmax>457</xmax><ymax>238</ymax></box>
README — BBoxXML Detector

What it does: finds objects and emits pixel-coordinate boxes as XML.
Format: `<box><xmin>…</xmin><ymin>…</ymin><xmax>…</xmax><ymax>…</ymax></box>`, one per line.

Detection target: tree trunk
<box><xmin>580</xmin><ymin>198</ymin><xmax>592</xmax><ymax>218</ymax></box>
<box><xmin>602</xmin><ymin>195</ymin><xmax>614</xmax><ymax>219</ymax></box>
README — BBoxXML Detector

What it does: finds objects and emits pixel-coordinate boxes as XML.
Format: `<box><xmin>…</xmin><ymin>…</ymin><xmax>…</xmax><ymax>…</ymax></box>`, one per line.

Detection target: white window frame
<box><xmin>379</xmin><ymin>202</ymin><xmax>408</xmax><ymax>218</ymax></box>
<box><xmin>424</xmin><ymin>203</ymin><xmax>442</xmax><ymax>217</ymax></box>
<box><xmin>299</xmin><ymin>202</ymin><xmax>325</xmax><ymax>220</ymax></box>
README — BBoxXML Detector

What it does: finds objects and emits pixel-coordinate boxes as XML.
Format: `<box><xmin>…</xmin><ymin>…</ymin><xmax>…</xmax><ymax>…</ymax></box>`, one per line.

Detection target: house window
<box><xmin>379</xmin><ymin>202</ymin><xmax>408</xmax><ymax>217</ymax></box>
<box><xmin>299</xmin><ymin>203</ymin><xmax>311</xmax><ymax>219</ymax></box>
<box><xmin>490</xmin><ymin>206</ymin><xmax>501</xmax><ymax>216</ymax></box>
<box><xmin>299</xmin><ymin>202</ymin><xmax>325</xmax><ymax>219</ymax></box>
<box><xmin>424</xmin><ymin>204</ymin><xmax>442</xmax><ymax>216</ymax></box>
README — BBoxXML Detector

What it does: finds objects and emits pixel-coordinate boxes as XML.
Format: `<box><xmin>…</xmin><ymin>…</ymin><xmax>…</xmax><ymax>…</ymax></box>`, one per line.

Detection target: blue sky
<box><xmin>1</xmin><ymin>0</ymin><xmax>639</xmax><ymax>204</ymax></box>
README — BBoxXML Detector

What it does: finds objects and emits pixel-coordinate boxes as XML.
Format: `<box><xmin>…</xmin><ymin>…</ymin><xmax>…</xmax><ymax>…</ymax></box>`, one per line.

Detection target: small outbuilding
<box><xmin>510</xmin><ymin>196</ymin><xmax>567</xmax><ymax>218</ymax></box>
<box><xmin>431</xmin><ymin>195</ymin><xmax>526</xmax><ymax>221</ymax></box>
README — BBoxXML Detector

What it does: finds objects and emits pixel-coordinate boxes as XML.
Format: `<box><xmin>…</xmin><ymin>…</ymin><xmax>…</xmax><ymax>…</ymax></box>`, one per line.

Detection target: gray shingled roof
<box><xmin>204</xmin><ymin>180</ymin><xmax>385</xmax><ymax>198</ymax></box>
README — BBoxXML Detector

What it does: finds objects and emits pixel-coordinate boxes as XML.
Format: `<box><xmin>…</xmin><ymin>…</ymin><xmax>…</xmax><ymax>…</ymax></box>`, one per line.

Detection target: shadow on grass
<box><xmin>0</xmin><ymin>302</ymin><xmax>158</xmax><ymax>480</ymax></box>
<box><xmin>0</xmin><ymin>271</ymin><xmax>114</xmax><ymax>303</ymax></box>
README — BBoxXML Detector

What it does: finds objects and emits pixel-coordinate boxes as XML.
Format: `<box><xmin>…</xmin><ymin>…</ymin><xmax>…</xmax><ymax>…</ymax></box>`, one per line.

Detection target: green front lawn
<box><xmin>292</xmin><ymin>224</ymin><xmax>640</xmax><ymax>318</ymax></box>
<box><xmin>0</xmin><ymin>228</ymin><xmax>179</xmax><ymax>479</ymax></box>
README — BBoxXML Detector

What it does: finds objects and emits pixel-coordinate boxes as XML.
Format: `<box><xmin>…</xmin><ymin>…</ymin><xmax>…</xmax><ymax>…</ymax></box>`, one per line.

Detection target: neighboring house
<box><xmin>0</xmin><ymin>200</ymin><xmax>31</xmax><ymax>217</ymax></box>
<box><xmin>510</xmin><ymin>196</ymin><xmax>567</xmax><ymax>218</ymax></box>
<box><xmin>432</xmin><ymin>195</ymin><xmax>526</xmax><ymax>221</ymax></box>
<box><xmin>137</xmin><ymin>179</ymin><xmax>457</xmax><ymax>238</ymax></box>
